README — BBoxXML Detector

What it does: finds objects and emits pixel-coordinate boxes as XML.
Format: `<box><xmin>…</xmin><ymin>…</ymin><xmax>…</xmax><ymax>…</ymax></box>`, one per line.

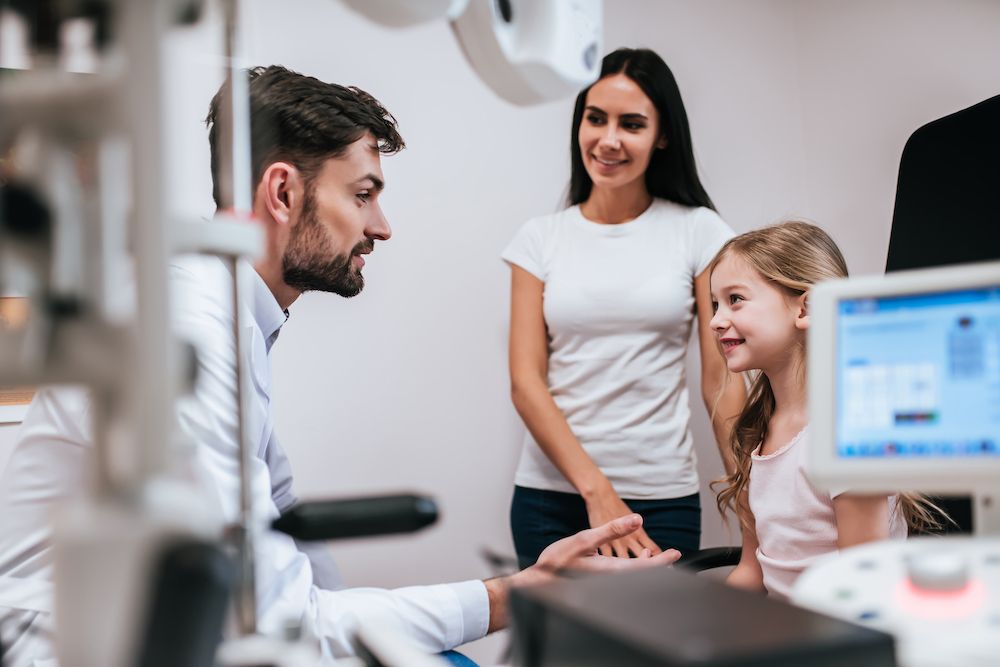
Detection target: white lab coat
<box><xmin>0</xmin><ymin>257</ymin><xmax>488</xmax><ymax>666</ymax></box>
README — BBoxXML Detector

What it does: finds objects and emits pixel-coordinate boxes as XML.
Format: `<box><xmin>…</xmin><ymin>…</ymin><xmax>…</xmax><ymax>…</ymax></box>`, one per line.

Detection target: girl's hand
<box><xmin>584</xmin><ymin>487</ymin><xmax>663</xmax><ymax>557</ymax></box>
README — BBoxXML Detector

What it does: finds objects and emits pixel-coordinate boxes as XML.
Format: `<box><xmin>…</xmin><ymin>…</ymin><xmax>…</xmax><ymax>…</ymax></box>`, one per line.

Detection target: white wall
<box><xmin>790</xmin><ymin>0</ymin><xmax>1000</xmax><ymax>275</ymax></box>
<box><xmin>4</xmin><ymin>1</ymin><xmax>997</xmax><ymax>663</ymax></box>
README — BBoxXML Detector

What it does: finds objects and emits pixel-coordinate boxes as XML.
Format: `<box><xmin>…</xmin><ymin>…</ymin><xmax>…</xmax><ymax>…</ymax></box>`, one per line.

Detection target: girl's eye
<box><xmin>711</xmin><ymin>301</ymin><xmax>719</xmax><ymax>314</ymax></box>
<box><xmin>729</xmin><ymin>294</ymin><xmax>744</xmax><ymax>305</ymax></box>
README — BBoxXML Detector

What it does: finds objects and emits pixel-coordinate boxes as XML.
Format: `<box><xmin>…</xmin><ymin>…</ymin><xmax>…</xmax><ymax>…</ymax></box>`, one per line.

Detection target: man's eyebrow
<box><xmin>355</xmin><ymin>174</ymin><xmax>384</xmax><ymax>192</ymax></box>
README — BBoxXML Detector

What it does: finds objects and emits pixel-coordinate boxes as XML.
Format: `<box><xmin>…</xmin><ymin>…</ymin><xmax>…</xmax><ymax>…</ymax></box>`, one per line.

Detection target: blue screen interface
<box><xmin>836</xmin><ymin>286</ymin><xmax>1000</xmax><ymax>458</ymax></box>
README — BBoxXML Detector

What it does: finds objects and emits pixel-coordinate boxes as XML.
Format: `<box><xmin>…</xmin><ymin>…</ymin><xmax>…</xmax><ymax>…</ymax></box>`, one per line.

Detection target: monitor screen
<box><xmin>808</xmin><ymin>261</ymin><xmax>1000</xmax><ymax>493</ymax></box>
<box><xmin>835</xmin><ymin>288</ymin><xmax>1000</xmax><ymax>460</ymax></box>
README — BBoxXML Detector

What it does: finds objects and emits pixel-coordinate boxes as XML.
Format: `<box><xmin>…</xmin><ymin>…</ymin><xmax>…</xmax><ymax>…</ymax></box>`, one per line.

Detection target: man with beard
<box><xmin>0</xmin><ymin>66</ymin><xmax>678</xmax><ymax>666</ymax></box>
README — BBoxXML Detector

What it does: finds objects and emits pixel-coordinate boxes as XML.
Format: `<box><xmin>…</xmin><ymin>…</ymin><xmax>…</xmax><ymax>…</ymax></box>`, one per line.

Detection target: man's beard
<box><xmin>282</xmin><ymin>197</ymin><xmax>372</xmax><ymax>298</ymax></box>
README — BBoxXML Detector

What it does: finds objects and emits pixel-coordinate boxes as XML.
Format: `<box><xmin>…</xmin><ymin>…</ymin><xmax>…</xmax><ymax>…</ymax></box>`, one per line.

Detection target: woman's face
<box><xmin>578</xmin><ymin>73</ymin><xmax>664</xmax><ymax>193</ymax></box>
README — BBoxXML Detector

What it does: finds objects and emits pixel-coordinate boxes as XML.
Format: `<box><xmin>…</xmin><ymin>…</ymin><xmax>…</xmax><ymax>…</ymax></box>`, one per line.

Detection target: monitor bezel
<box><xmin>808</xmin><ymin>260</ymin><xmax>1000</xmax><ymax>494</ymax></box>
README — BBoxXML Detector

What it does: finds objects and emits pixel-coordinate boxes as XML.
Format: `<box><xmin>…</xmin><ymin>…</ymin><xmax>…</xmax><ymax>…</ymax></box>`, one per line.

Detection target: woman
<box><xmin>503</xmin><ymin>48</ymin><xmax>746</xmax><ymax>566</ymax></box>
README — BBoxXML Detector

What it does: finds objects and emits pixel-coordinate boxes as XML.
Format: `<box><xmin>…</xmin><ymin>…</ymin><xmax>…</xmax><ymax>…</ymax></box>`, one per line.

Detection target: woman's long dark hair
<box><xmin>568</xmin><ymin>48</ymin><xmax>715</xmax><ymax>211</ymax></box>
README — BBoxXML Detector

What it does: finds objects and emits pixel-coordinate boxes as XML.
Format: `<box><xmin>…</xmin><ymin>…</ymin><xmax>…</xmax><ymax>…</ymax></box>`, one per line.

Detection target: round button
<box><xmin>906</xmin><ymin>551</ymin><xmax>969</xmax><ymax>592</ymax></box>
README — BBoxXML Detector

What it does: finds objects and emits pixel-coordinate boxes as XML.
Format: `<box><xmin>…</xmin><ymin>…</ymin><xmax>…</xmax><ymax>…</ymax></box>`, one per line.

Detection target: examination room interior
<box><xmin>1</xmin><ymin>0</ymin><xmax>999</xmax><ymax>663</ymax></box>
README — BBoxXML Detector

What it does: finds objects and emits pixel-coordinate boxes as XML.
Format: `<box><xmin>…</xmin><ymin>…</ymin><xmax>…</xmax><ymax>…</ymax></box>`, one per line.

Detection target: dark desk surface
<box><xmin>510</xmin><ymin>565</ymin><xmax>895</xmax><ymax>667</ymax></box>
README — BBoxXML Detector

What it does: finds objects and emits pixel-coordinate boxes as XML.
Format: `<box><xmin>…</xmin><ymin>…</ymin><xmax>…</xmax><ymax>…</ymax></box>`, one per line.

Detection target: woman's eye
<box><xmin>356</xmin><ymin>191</ymin><xmax>371</xmax><ymax>203</ymax></box>
<box><xmin>623</xmin><ymin>122</ymin><xmax>646</xmax><ymax>131</ymax></box>
<box><xmin>586</xmin><ymin>114</ymin><xmax>605</xmax><ymax>125</ymax></box>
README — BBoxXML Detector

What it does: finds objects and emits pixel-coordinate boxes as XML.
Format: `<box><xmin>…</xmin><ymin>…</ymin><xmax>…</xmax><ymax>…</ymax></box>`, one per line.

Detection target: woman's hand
<box><xmin>487</xmin><ymin>515</ymin><xmax>680</xmax><ymax>632</ymax></box>
<box><xmin>584</xmin><ymin>486</ymin><xmax>663</xmax><ymax>557</ymax></box>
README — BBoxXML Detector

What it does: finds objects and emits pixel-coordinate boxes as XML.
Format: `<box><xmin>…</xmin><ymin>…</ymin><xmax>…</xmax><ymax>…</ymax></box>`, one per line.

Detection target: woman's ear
<box><xmin>656</xmin><ymin>135</ymin><xmax>668</xmax><ymax>150</ymax></box>
<box><xmin>259</xmin><ymin>161</ymin><xmax>304</xmax><ymax>227</ymax></box>
<box><xmin>794</xmin><ymin>292</ymin><xmax>810</xmax><ymax>331</ymax></box>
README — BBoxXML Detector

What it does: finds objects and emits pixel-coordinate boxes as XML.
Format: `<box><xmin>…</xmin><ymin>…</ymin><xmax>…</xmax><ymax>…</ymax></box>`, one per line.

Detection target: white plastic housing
<box><xmin>451</xmin><ymin>0</ymin><xmax>603</xmax><ymax>106</ymax></box>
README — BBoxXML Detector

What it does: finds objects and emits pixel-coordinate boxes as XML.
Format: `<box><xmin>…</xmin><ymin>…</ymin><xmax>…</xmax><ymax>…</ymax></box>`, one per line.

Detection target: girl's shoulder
<box><xmin>753</xmin><ymin>425</ymin><xmax>809</xmax><ymax>460</ymax></box>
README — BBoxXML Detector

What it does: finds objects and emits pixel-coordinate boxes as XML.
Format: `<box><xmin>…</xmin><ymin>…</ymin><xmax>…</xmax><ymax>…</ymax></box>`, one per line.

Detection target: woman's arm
<box><xmin>508</xmin><ymin>265</ymin><xmax>661</xmax><ymax>557</ymax></box>
<box><xmin>694</xmin><ymin>269</ymin><xmax>745</xmax><ymax>477</ymax></box>
<box><xmin>833</xmin><ymin>494</ymin><xmax>893</xmax><ymax>549</ymax></box>
<box><xmin>726</xmin><ymin>507</ymin><xmax>765</xmax><ymax>593</ymax></box>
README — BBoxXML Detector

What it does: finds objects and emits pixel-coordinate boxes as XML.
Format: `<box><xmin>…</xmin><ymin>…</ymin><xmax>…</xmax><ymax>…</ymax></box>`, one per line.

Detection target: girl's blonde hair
<box><xmin>711</xmin><ymin>221</ymin><xmax>945</xmax><ymax>534</ymax></box>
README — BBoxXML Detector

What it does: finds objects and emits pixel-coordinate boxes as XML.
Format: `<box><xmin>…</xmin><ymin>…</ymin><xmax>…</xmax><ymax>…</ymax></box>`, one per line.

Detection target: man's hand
<box><xmin>484</xmin><ymin>514</ymin><xmax>680</xmax><ymax>632</ymax></box>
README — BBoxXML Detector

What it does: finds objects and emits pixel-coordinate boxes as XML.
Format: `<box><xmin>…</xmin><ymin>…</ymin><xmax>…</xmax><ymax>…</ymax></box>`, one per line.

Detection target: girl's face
<box><xmin>578</xmin><ymin>73</ymin><xmax>664</xmax><ymax>192</ymax></box>
<box><xmin>709</xmin><ymin>253</ymin><xmax>808</xmax><ymax>374</ymax></box>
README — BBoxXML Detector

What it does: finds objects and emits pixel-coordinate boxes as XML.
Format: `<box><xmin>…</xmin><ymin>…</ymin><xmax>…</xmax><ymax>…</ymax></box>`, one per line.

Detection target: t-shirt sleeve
<box><xmin>690</xmin><ymin>208</ymin><xmax>736</xmax><ymax>276</ymax></box>
<box><xmin>501</xmin><ymin>216</ymin><xmax>548</xmax><ymax>281</ymax></box>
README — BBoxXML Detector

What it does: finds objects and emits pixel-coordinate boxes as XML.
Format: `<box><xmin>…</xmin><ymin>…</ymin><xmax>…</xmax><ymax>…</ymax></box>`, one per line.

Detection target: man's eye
<box><xmin>356</xmin><ymin>191</ymin><xmax>371</xmax><ymax>203</ymax></box>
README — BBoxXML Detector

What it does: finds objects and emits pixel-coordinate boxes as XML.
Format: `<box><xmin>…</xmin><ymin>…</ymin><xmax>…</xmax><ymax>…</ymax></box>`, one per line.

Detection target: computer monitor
<box><xmin>808</xmin><ymin>261</ymin><xmax>1000</xmax><ymax>495</ymax></box>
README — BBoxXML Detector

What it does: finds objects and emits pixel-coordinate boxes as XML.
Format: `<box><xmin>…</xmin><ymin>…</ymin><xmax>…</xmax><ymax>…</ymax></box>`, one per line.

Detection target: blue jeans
<box><xmin>510</xmin><ymin>485</ymin><xmax>701</xmax><ymax>569</ymax></box>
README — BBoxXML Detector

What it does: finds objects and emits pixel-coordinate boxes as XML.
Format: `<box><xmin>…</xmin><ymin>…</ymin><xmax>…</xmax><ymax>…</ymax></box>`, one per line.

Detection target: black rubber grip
<box><xmin>272</xmin><ymin>494</ymin><xmax>439</xmax><ymax>542</ymax></box>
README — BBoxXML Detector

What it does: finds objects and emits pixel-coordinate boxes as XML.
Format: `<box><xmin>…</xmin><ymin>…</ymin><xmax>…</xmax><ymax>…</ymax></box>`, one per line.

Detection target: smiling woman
<box><xmin>502</xmin><ymin>48</ymin><xmax>748</xmax><ymax>568</ymax></box>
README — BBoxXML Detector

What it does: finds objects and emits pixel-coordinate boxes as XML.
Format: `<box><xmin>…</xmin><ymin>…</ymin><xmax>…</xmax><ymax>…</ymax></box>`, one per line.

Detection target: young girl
<box><xmin>709</xmin><ymin>221</ymin><xmax>939</xmax><ymax>599</ymax></box>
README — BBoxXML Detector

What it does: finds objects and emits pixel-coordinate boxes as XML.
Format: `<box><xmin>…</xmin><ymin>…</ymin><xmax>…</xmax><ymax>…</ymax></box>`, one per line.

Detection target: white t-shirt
<box><xmin>749</xmin><ymin>426</ymin><xmax>907</xmax><ymax>600</ymax></box>
<box><xmin>502</xmin><ymin>199</ymin><xmax>734</xmax><ymax>499</ymax></box>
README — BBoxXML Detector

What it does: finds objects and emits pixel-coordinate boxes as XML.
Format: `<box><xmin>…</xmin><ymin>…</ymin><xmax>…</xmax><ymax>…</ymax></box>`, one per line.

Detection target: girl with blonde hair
<box><xmin>710</xmin><ymin>221</ymin><xmax>941</xmax><ymax>598</ymax></box>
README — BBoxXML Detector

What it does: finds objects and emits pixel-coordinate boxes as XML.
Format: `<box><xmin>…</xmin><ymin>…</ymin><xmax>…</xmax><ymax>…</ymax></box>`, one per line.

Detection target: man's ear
<box><xmin>794</xmin><ymin>292</ymin><xmax>810</xmax><ymax>331</ymax></box>
<box><xmin>259</xmin><ymin>161</ymin><xmax>304</xmax><ymax>227</ymax></box>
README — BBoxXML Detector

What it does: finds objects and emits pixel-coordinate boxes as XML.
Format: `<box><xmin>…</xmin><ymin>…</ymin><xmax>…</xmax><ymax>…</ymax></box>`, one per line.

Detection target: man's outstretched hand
<box><xmin>485</xmin><ymin>514</ymin><xmax>681</xmax><ymax>632</ymax></box>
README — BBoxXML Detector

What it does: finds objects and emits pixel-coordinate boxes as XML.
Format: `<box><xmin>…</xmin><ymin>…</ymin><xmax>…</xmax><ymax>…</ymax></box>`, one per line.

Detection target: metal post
<box><xmin>218</xmin><ymin>0</ymin><xmax>257</xmax><ymax>636</ymax></box>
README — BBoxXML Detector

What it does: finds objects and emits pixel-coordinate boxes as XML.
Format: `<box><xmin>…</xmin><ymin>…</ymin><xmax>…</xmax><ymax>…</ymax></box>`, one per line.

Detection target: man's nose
<box><xmin>367</xmin><ymin>202</ymin><xmax>391</xmax><ymax>241</ymax></box>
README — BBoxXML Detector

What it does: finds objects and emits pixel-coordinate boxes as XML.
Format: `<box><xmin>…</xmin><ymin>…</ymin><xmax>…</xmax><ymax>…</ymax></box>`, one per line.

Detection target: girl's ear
<box><xmin>794</xmin><ymin>292</ymin><xmax>810</xmax><ymax>331</ymax></box>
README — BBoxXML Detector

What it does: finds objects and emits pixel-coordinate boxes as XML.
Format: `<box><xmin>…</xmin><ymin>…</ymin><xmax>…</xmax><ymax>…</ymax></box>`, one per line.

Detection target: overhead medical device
<box><xmin>795</xmin><ymin>261</ymin><xmax>1000</xmax><ymax>667</ymax></box>
<box><xmin>344</xmin><ymin>0</ymin><xmax>604</xmax><ymax>106</ymax></box>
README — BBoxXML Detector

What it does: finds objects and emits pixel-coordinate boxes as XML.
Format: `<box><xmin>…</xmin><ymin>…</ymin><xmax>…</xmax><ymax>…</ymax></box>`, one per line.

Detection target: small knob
<box><xmin>906</xmin><ymin>551</ymin><xmax>969</xmax><ymax>592</ymax></box>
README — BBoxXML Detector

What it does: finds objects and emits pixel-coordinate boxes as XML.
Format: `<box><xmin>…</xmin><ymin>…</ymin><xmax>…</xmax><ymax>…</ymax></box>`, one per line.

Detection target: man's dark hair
<box><xmin>206</xmin><ymin>65</ymin><xmax>405</xmax><ymax>208</ymax></box>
